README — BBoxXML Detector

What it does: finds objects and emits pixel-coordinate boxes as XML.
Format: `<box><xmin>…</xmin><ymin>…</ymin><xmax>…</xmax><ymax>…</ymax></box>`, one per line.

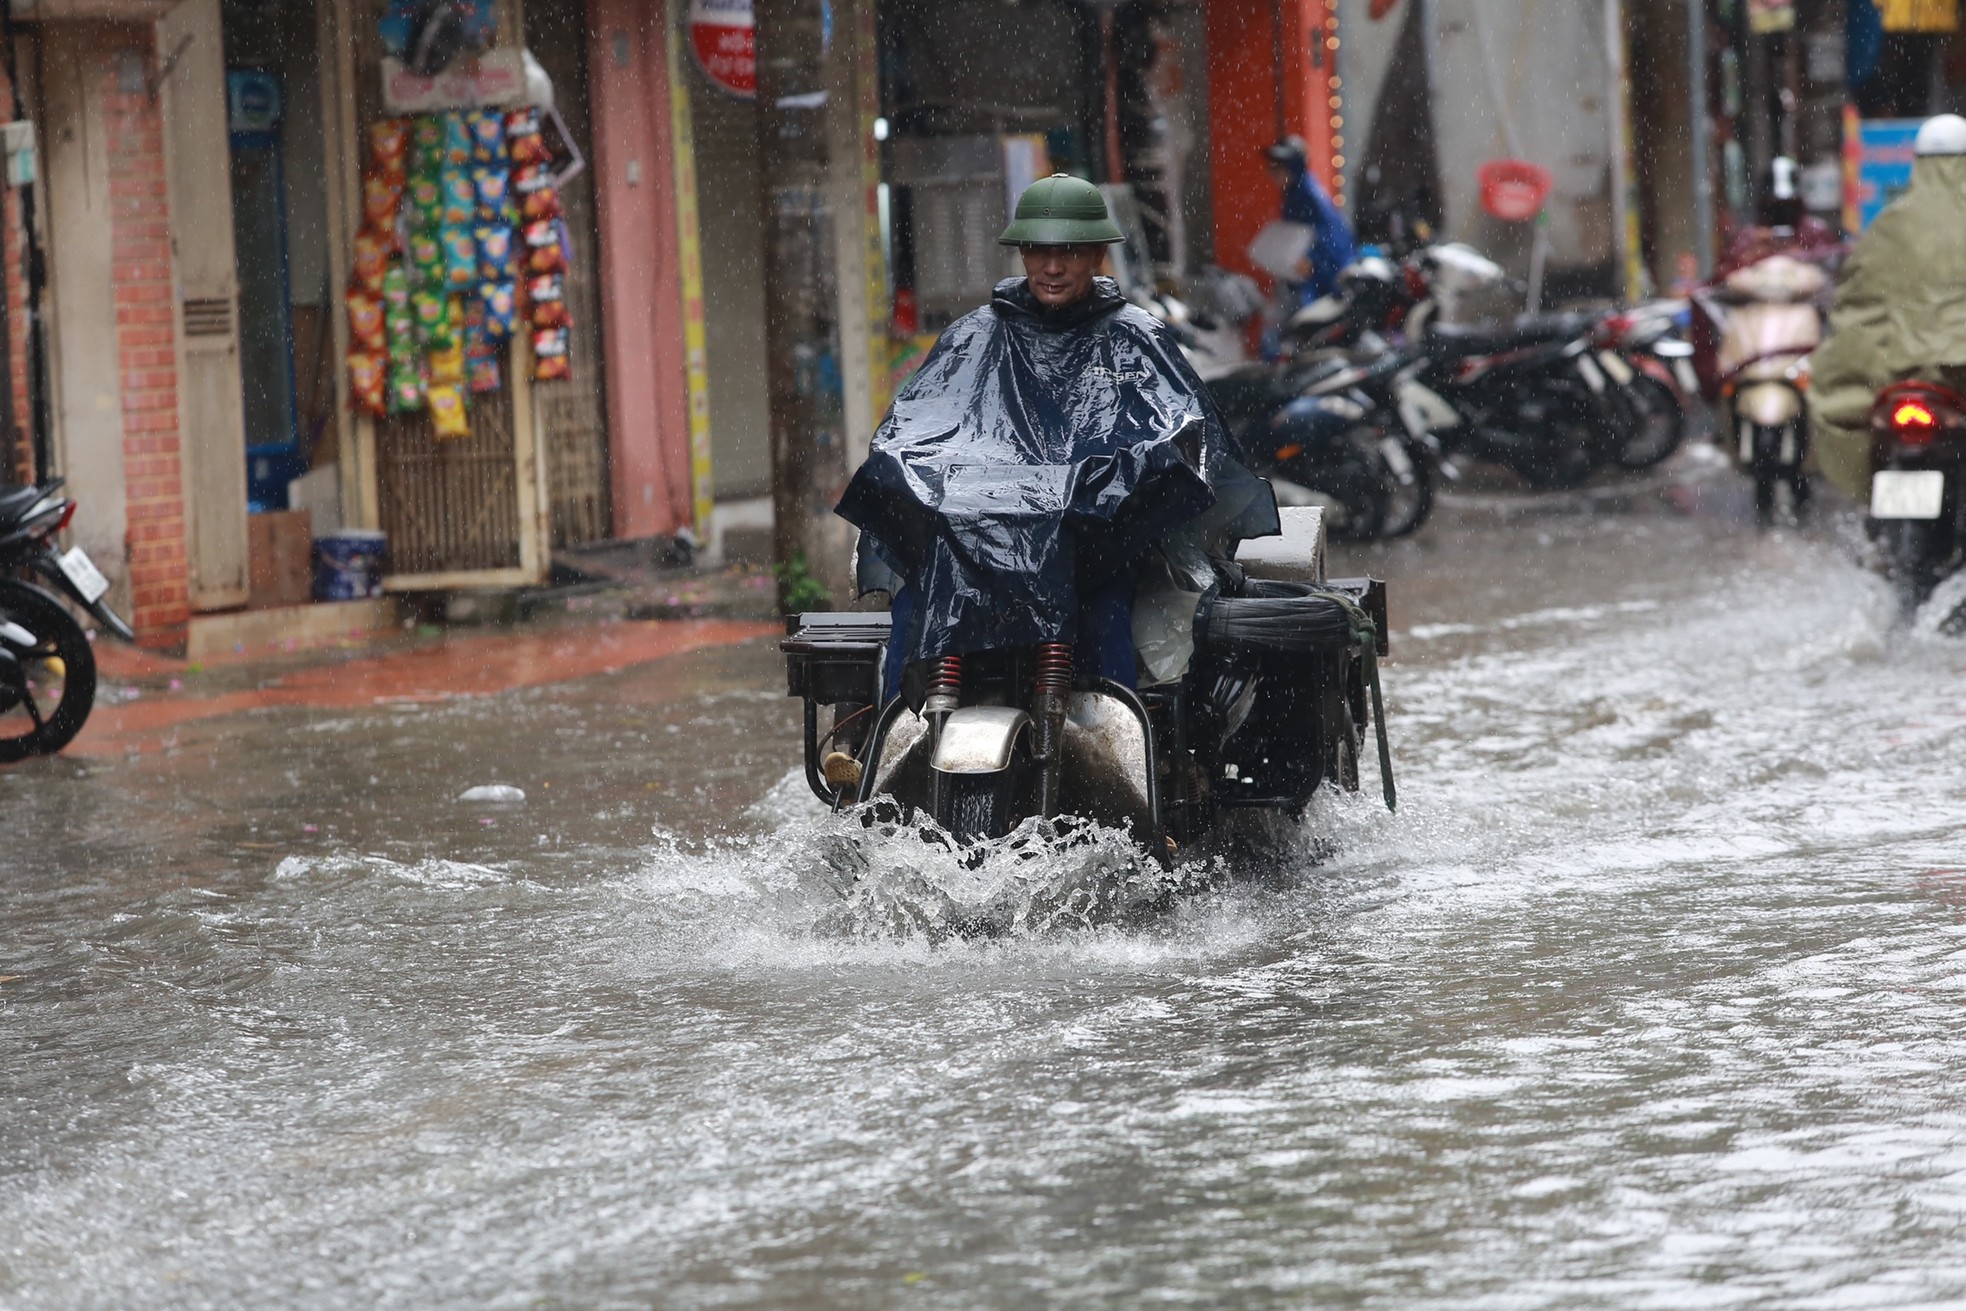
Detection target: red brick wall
<box><xmin>0</xmin><ymin>62</ymin><xmax>28</xmax><ymax>487</ymax></box>
<box><xmin>105</xmin><ymin>48</ymin><xmax>187</xmax><ymax>650</ymax></box>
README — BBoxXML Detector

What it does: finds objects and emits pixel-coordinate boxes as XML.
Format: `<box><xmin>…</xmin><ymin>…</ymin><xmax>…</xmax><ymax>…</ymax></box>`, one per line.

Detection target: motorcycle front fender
<box><xmin>930</xmin><ymin>706</ymin><xmax>1033</xmax><ymax>775</ymax></box>
<box><xmin>1736</xmin><ymin>381</ymin><xmax>1804</xmax><ymax>428</ymax></box>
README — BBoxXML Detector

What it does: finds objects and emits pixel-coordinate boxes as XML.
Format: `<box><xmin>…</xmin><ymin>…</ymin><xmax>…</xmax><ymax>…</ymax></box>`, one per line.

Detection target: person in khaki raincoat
<box><xmin>1812</xmin><ymin>115</ymin><xmax>1966</xmax><ymax>503</ymax></box>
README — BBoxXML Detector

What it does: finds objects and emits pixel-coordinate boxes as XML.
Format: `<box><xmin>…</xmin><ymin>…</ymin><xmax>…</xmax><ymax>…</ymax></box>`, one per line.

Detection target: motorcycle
<box><xmin>1696</xmin><ymin>255</ymin><xmax>1827</xmax><ymax>524</ymax></box>
<box><xmin>785</xmin><ymin>505</ymin><xmax>1394</xmax><ymax>854</ymax></box>
<box><xmin>1866</xmin><ymin>381</ymin><xmax>1966</xmax><ymax>622</ymax></box>
<box><xmin>0</xmin><ymin>478</ymin><xmax>134</xmax><ymax>761</ymax></box>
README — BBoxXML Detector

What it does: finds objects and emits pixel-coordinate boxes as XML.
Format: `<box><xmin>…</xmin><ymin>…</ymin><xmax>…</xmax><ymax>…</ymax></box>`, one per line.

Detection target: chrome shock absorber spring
<box><xmin>1031</xmin><ymin>642</ymin><xmax>1074</xmax><ymax>818</ymax></box>
<box><xmin>923</xmin><ymin>654</ymin><xmax>964</xmax><ymax>817</ymax></box>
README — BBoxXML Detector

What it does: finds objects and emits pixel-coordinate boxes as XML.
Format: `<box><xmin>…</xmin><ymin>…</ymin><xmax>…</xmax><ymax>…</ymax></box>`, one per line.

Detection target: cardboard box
<box><xmin>249</xmin><ymin>509</ymin><xmax>314</xmax><ymax>610</ymax></box>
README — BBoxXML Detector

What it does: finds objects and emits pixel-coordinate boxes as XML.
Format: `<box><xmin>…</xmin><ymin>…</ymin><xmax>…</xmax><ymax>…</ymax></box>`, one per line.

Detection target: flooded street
<box><xmin>8</xmin><ymin>491</ymin><xmax>1966</xmax><ymax>1309</ymax></box>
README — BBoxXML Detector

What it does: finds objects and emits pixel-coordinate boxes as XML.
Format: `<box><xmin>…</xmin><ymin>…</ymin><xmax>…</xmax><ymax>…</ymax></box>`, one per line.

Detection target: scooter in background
<box><xmin>1697</xmin><ymin>255</ymin><xmax>1827</xmax><ymax>524</ymax></box>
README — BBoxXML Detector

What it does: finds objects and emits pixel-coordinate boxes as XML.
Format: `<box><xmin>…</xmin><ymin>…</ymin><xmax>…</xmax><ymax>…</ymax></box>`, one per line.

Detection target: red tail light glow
<box><xmin>1894</xmin><ymin>401</ymin><xmax>1937</xmax><ymax>430</ymax></box>
<box><xmin>55</xmin><ymin>502</ymin><xmax>76</xmax><ymax>532</ymax></box>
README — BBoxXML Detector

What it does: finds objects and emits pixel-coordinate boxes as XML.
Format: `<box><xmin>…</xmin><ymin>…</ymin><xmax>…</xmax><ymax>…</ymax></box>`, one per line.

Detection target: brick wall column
<box><xmin>104</xmin><ymin>53</ymin><xmax>188</xmax><ymax>650</ymax></box>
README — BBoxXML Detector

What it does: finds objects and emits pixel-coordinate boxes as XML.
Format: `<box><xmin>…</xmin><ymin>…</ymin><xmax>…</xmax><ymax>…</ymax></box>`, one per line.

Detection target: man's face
<box><xmin>1019</xmin><ymin>244</ymin><xmax>1105</xmax><ymax>309</ymax></box>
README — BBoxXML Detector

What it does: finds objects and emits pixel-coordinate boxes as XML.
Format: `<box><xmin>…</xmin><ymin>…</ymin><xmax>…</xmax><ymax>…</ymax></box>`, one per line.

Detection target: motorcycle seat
<box><xmin>1512</xmin><ymin>310</ymin><xmax>1597</xmax><ymax>340</ymax></box>
<box><xmin>1427</xmin><ymin>318</ymin><xmax>1581</xmax><ymax>359</ymax></box>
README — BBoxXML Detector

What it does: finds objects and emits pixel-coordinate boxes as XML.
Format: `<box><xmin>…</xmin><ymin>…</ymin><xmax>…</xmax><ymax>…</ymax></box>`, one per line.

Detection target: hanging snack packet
<box><xmin>531</xmin><ymin>325</ymin><xmax>570</xmax><ymax>381</ymax></box>
<box><xmin>407</xmin><ymin>231</ymin><xmax>445</xmax><ymax>286</ymax></box>
<box><xmin>381</xmin><ymin>262</ymin><xmax>412</xmax><ymax>312</ymax></box>
<box><xmin>441</xmin><ymin>227</ymin><xmax>477</xmax><ymax>290</ymax></box>
<box><xmin>407</xmin><ymin>172</ymin><xmax>443</xmax><ymax>221</ymax></box>
<box><xmin>512</xmin><ymin>162</ymin><xmax>552</xmax><ymax>196</ymax></box>
<box><xmin>465</xmin><ymin>339</ymin><xmax>503</xmax><ymax>394</ymax></box>
<box><xmin>505</xmin><ymin>106</ymin><xmax>548</xmax><ymax>163</ymax></box>
<box><xmin>442</xmin><ymin>112</ymin><xmax>473</xmax><ymax>167</ymax></box>
<box><xmin>426</xmin><ymin>337</ymin><xmax>465</xmax><ymax>387</ymax></box>
<box><xmin>519</xmin><ymin>186</ymin><xmax>562</xmax><ymax>223</ymax></box>
<box><xmin>369</xmin><ymin>119</ymin><xmax>411</xmax><ymax>178</ymax></box>
<box><xmin>473</xmin><ymin>166</ymin><xmax>511</xmax><ymax>219</ymax></box>
<box><xmin>440</xmin><ymin>170</ymin><xmax>476</xmax><ymax>228</ymax></box>
<box><xmin>363</xmin><ymin>173</ymin><xmax>404</xmax><ymax>230</ymax></box>
<box><xmin>428</xmin><ymin>384</ymin><xmax>470</xmax><ymax>439</ymax></box>
<box><xmin>387</xmin><ymin>360</ymin><xmax>425</xmax><ymax>413</ymax></box>
<box><xmin>351</xmin><ymin>231</ymin><xmax>390</xmax><ymax>292</ymax></box>
<box><xmin>385</xmin><ymin>307</ymin><xmax>419</xmax><ymax>362</ymax></box>
<box><xmin>411</xmin><ymin>288</ymin><xmax>455</xmax><ymax>349</ymax></box>
<box><xmin>411</xmin><ymin>116</ymin><xmax>445</xmax><ymax>168</ymax></box>
<box><xmin>525</xmin><ymin>241</ymin><xmax>566</xmax><ymax>277</ymax></box>
<box><xmin>526</xmin><ymin>273</ymin><xmax>567</xmax><ymax>329</ymax></box>
<box><xmin>478</xmin><ymin>281</ymin><xmax>517</xmax><ymax>339</ymax></box>
<box><xmin>348</xmin><ymin>351</ymin><xmax>387</xmax><ymax>415</ymax></box>
<box><xmin>468</xmin><ymin>109</ymin><xmax>505</xmax><ymax>163</ymax></box>
<box><xmin>474</xmin><ymin>224</ymin><xmax>513</xmax><ymax>281</ymax></box>
<box><xmin>347</xmin><ymin>289</ymin><xmax>386</xmax><ymax>351</ymax></box>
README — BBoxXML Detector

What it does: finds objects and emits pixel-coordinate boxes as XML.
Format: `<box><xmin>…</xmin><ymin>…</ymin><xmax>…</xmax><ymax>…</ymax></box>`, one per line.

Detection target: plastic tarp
<box><xmin>1812</xmin><ymin>155</ymin><xmax>1966</xmax><ymax>500</ymax></box>
<box><xmin>837</xmin><ymin>276</ymin><xmax>1279</xmax><ymax>667</ymax></box>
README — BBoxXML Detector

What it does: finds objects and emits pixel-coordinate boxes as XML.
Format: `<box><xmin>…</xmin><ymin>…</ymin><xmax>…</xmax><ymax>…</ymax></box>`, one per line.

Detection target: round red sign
<box><xmin>689</xmin><ymin>0</ymin><xmax>755</xmax><ymax>99</ymax></box>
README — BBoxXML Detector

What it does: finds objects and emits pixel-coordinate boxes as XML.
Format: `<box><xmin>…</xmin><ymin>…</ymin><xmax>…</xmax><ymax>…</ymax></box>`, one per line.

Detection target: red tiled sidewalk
<box><xmin>77</xmin><ymin>618</ymin><xmax>777</xmax><ymax>756</ymax></box>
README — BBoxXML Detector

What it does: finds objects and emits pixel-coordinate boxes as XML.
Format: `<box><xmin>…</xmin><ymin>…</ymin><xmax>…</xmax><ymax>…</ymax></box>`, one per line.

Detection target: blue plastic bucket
<box><xmin>313</xmin><ymin>530</ymin><xmax>387</xmax><ymax>601</ymax></box>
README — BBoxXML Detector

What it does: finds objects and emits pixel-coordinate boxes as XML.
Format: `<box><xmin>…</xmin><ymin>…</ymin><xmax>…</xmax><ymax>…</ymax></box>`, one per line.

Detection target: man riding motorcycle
<box><xmin>835</xmin><ymin>172</ymin><xmax>1280</xmax><ymax>702</ymax></box>
<box><xmin>1811</xmin><ymin>114</ymin><xmax>1966</xmax><ymax>505</ymax></box>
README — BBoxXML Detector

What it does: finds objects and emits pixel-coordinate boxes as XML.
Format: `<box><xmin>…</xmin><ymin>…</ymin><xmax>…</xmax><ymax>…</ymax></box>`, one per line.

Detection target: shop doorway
<box><xmin>227</xmin><ymin>70</ymin><xmax>303</xmax><ymax>509</ymax></box>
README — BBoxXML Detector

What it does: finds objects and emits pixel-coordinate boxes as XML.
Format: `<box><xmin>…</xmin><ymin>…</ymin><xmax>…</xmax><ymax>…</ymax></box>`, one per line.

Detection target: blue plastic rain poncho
<box><xmin>1280</xmin><ymin>161</ymin><xmax>1358</xmax><ymax>306</ymax></box>
<box><xmin>837</xmin><ymin>276</ymin><xmax>1278</xmax><ymax>687</ymax></box>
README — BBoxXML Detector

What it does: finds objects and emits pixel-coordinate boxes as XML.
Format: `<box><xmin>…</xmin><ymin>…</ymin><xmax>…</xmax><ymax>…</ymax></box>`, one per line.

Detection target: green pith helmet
<box><xmin>997</xmin><ymin>173</ymin><xmax>1125</xmax><ymax>246</ymax></box>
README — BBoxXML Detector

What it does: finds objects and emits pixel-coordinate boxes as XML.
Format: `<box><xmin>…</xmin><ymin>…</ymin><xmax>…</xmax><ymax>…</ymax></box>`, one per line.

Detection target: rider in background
<box><xmin>1810</xmin><ymin>114</ymin><xmax>1966</xmax><ymax>504</ymax></box>
<box><xmin>1264</xmin><ymin>137</ymin><xmax>1357</xmax><ymax>307</ymax></box>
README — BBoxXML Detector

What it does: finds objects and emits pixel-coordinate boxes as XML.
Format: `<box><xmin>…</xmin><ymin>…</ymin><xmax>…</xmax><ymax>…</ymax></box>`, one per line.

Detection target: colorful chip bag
<box><xmin>512</xmin><ymin>162</ymin><xmax>552</xmax><ymax>195</ymax></box>
<box><xmin>411</xmin><ymin>288</ymin><xmax>455</xmax><ymax>348</ymax></box>
<box><xmin>526</xmin><ymin>273</ymin><xmax>567</xmax><ymax>329</ymax></box>
<box><xmin>348</xmin><ymin>351</ymin><xmax>387</xmax><ymax>415</ymax></box>
<box><xmin>381</xmin><ymin>262</ymin><xmax>412</xmax><ymax>311</ymax></box>
<box><xmin>351</xmin><ymin>231</ymin><xmax>390</xmax><ymax>293</ymax></box>
<box><xmin>368</xmin><ymin>119</ymin><xmax>410</xmax><ymax>178</ymax></box>
<box><xmin>426</xmin><ymin>337</ymin><xmax>465</xmax><ymax>387</ymax></box>
<box><xmin>473</xmin><ymin>166</ymin><xmax>511</xmax><ymax>218</ymax></box>
<box><xmin>519</xmin><ymin>186</ymin><xmax>562</xmax><ymax>223</ymax></box>
<box><xmin>474</xmin><ymin>224</ymin><xmax>513</xmax><ymax>280</ymax></box>
<box><xmin>427</xmin><ymin>384</ymin><xmax>470</xmax><ymax>439</ymax></box>
<box><xmin>411</xmin><ymin>116</ymin><xmax>445</xmax><ymax>167</ymax></box>
<box><xmin>465</xmin><ymin>339</ymin><xmax>502</xmax><ymax>394</ymax></box>
<box><xmin>468</xmin><ymin>109</ymin><xmax>505</xmax><ymax>162</ymax></box>
<box><xmin>525</xmin><ymin>241</ymin><xmax>567</xmax><ymax>277</ymax></box>
<box><xmin>387</xmin><ymin>360</ymin><xmax>425</xmax><ymax>413</ymax></box>
<box><xmin>531</xmin><ymin>325</ymin><xmax>570</xmax><ymax>381</ymax></box>
<box><xmin>385</xmin><ymin>308</ymin><xmax>419</xmax><ymax>362</ymax></box>
<box><xmin>363</xmin><ymin>173</ymin><xmax>404</xmax><ymax>229</ymax></box>
<box><xmin>442</xmin><ymin>113</ymin><xmax>473</xmax><ymax>167</ymax></box>
<box><xmin>346</xmin><ymin>290</ymin><xmax>386</xmax><ymax>351</ymax></box>
<box><xmin>441</xmin><ymin>227</ymin><xmax>477</xmax><ymax>289</ymax></box>
<box><xmin>408</xmin><ymin>231</ymin><xmax>445</xmax><ymax>285</ymax></box>
<box><xmin>478</xmin><ymin>281</ymin><xmax>517</xmax><ymax>339</ymax></box>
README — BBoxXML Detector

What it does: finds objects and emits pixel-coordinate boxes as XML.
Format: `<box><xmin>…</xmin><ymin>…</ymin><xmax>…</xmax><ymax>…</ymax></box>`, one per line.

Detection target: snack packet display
<box><xmin>525</xmin><ymin>241</ymin><xmax>567</xmax><ymax>277</ymax></box>
<box><xmin>351</xmin><ymin>231</ymin><xmax>390</xmax><ymax>292</ymax></box>
<box><xmin>519</xmin><ymin>186</ymin><xmax>562</xmax><ymax>223</ymax></box>
<box><xmin>346</xmin><ymin>289</ymin><xmax>386</xmax><ymax>351</ymax></box>
<box><xmin>468</xmin><ymin>109</ymin><xmax>505</xmax><ymax>162</ymax></box>
<box><xmin>465</xmin><ymin>339</ymin><xmax>503</xmax><ymax>394</ymax></box>
<box><xmin>385</xmin><ymin>306</ymin><xmax>419</xmax><ymax>362</ymax></box>
<box><xmin>348</xmin><ymin>351</ymin><xmax>386</xmax><ymax>415</ymax></box>
<box><xmin>411</xmin><ymin>288</ymin><xmax>456</xmax><ymax>349</ymax></box>
<box><xmin>426</xmin><ymin>337</ymin><xmax>465</xmax><ymax>386</ymax></box>
<box><xmin>441</xmin><ymin>227</ymin><xmax>477</xmax><ymax>289</ymax></box>
<box><xmin>408</xmin><ymin>231</ymin><xmax>445</xmax><ymax>285</ymax></box>
<box><xmin>428</xmin><ymin>384</ymin><xmax>470</xmax><ymax>439</ymax></box>
<box><xmin>387</xmin><ymin>360</ymin><xmax>425</xmax><ymax>413</ymax></box>
<box><xmin>473</xmin><ymin>166</ymin><xmax>511</xmax><ymax>219</ymax></box>
<box><xmin>505</xmin><ymin>106</ymin><xmax>548</xmax><ymax>165</ymax></box>
<box><xmin>531</xmin><ymin>326</ymin><xmax>570</xmax><ymax>381</ymax></box>
<box><xmin>512</xmin><ymin>162</ymin><xmax>552</xmax><ymax>196</ymax></box>
<box><xmin>381</xmin><ymin>262</ymin><xmax>412</xmax><ymax>311</ymax></box>
<box><xmin>478</xmin><ymin>281</ymin><xmax>517</xmax><ymax>339</ymax></box>
<box><xmin>526</xmin><ymin>273</ymin><xmax>567</xmax><ymax>329</ymax></box>
<box><xmin>440</xmin><ymin>170</ymin><xmax>476</xmax><ymax>227</ymax></box>
<box><xmin>411</xmin><ymin>116</ymin><xmax>445</xmax><ymax>168</ymax></box>
<box><xmin>442</xmin><ymin>112</ymin><xmax>473</xmax><ymax>168</ymax></box>
<box><xmin>363</xmin><ymin>173</ymin><xmax>404</xmax><ymax>230</ymax></box>
<box><xmin>474</xmin><ymin>224</ymin><xmax>513</xmax><ymax>280</ymax></box>
<box><xmin>368</xmin><ymin>119</ymin><xmax>410</xmax><ymax>178</ymax></box>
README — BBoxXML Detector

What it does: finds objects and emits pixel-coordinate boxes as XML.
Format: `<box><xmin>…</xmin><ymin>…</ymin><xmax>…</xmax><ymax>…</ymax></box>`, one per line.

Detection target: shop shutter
<box><xmin>159</xmin><ymin>0</ymin><xmax>251</xmax><ymax>610</ymax></box>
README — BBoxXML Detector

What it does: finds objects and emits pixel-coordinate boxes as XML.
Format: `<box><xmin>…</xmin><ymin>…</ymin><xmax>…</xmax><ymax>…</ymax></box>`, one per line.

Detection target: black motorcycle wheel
<box><xmin>1885</xmin><ymin>520</ymin><xmax>1945</xmax><ymax>620</ymax></box>
<box><xmin>0</xmin><ymin>581</ymin><xmax>97</xmax><ymax>763</ymax></box>
<box><xmin>1376</xmin><ymin>430</ymin><xmax>1438</xmax><ymax>540</ymax></box>
<box><xmin>1515</xmin><ymin>398</ymin><xmax>1602</xmax><ymax>490</ymax></box>
<box><xmin>1283</xmin><ymin>428</ymin><xmax>1390</xmax><ymax>542</ymax></box>
<box><xmin>940</xmin><ymin>772</ymin><xmax>1016</xmax><ymax>845</ymax></box>
<box><xmin>1612</xmin><ymin>374</ymin><xmax>1686</xmax><ymax>470</ymax></box>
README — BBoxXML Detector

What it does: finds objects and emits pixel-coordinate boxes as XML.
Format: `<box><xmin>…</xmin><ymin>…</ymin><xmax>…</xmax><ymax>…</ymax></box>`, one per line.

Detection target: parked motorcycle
<box><xmin>1866</xmin><ymin>381</ymin><xmax>1966</xmax><ymax>622</ymax></box>
<box><xmin>786</xmin><ymin>508</ymin><xmax>1393</xmax><ymax>855</ymax></box>
<box><xmin>1695</xmin><ymin>255</ymin><xmax>1827</xmax><ymax>523</ymax></box>
<box><xmin>0</xmin><ymin>478</ymin><xmax>134</xmax><ymax>762</ymax></box>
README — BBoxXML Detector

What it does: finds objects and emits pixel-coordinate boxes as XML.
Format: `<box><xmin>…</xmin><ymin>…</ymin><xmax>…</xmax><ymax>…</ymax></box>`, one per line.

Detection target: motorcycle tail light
<box><xmin>54</xmin><ymin>501</ymin><xmax>76</xmax><ymax>532</ymax></box>
<box><xmin>1894</xmin><ymin>400</ymin><xmax>1936</xmax><ymax>431</ymax></box>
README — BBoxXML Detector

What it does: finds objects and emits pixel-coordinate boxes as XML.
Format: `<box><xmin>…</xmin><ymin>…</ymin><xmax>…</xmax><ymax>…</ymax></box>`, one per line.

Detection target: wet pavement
<box><xmin>7</xmin><ymin>468</ymin><xmax>1966</xmax><ymax>1309</ymax></box>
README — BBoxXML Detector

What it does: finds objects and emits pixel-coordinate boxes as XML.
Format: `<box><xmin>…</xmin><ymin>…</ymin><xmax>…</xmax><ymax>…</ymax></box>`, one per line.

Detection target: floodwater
<box><xmin>7</xmin><ymin>487</ymin><xmax>1966</xmax><ymax>1309</ymax></box>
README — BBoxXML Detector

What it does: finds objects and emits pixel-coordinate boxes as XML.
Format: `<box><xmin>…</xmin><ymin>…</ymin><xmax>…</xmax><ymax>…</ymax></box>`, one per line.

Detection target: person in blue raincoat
<box><xmin>1264</xmin><ymin>136</ymin><xmax>1357</xmax><ymax>306</ymax></box>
